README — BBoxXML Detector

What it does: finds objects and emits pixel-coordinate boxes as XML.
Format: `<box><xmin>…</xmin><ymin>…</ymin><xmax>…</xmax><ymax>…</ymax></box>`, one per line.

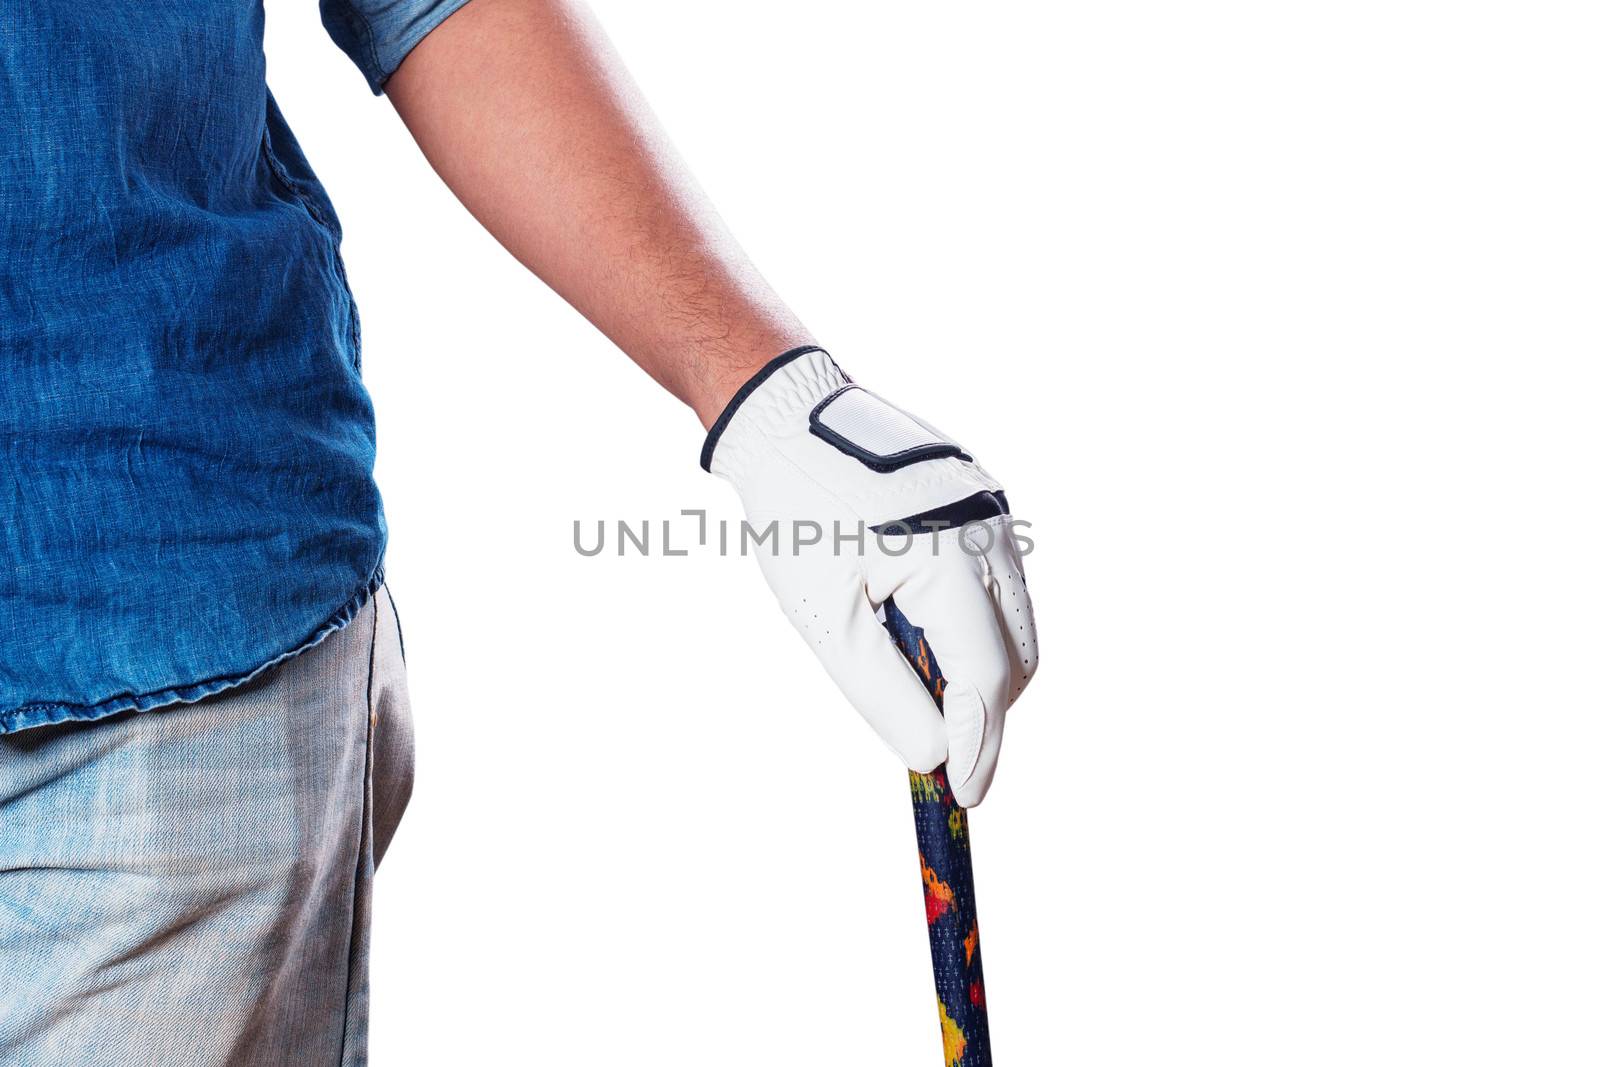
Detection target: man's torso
<box><xmin>0</xmin><ymin>0</ymin><xmax>386</xmax><ymax>729</ymax></box>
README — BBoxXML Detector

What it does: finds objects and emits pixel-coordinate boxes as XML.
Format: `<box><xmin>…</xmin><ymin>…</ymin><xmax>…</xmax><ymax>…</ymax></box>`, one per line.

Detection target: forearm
<box><xmin>386</xmin><ymin>0</ymin><xmax>812</xmax><ymax>426</ymax></box>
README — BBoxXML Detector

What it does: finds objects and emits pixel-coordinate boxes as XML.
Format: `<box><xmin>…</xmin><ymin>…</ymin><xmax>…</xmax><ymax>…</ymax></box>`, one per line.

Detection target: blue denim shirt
<box><xmin>0</xmin><ymin>0</ymin><xmax>468</xmax><ymax>731</ymax></box>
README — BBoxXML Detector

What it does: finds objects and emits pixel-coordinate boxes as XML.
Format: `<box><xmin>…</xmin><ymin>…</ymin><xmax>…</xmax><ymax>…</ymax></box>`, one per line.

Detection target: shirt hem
<box><xmin>0</xmin><ymin>565</ymin><xmax>386</xmax><ymax>734</ymax></box>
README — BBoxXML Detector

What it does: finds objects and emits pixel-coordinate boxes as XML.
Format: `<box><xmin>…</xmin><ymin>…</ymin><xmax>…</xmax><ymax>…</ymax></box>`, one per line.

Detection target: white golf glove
<box><xmin>702</xmin><ymin>346</ymin><xmax>1038</xmax><ymax>807</ymax></box>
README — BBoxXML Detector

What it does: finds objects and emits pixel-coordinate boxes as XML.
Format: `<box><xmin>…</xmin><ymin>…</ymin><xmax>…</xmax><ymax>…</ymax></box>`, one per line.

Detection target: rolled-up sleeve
<box><xmin>320</xmin><ymin>0</ymin><xmax>474</xmax><ymax>94</ymax></box>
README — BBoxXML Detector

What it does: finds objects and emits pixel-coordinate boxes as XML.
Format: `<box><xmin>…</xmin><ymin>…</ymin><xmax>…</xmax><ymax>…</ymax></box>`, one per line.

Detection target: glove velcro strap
<box><xmin>809</xmin><ymin>385</ymin><xmax>971</xmax><ymax>473</ymax></box>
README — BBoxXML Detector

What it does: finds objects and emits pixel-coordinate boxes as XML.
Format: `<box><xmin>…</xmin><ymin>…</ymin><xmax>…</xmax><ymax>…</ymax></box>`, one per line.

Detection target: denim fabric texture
<box><xmin>0</xmin><ymin>0</ymin><xmax>469</xmax><ymax>732</ymax></box>
<box><xmin>0</xmin><ymin>586</ymin><xmax>413</xmax><ymax>1066</ymax></box>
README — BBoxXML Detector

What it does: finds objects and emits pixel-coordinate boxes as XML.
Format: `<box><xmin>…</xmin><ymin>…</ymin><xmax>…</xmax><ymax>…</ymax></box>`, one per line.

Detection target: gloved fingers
<box><xmin>885</xmin><ymin>549</ymin><xmax>1016</xmax><ymax>807</ymax></box>
<box><xmin>808</xmin><ymin>584</ymin><xmax>950</xmax><ymax>774</ymax></box>
<box><xmin>980</xmin><ymin>521</ymin><xmax>1039</xmax><ymax>701</ymax></box>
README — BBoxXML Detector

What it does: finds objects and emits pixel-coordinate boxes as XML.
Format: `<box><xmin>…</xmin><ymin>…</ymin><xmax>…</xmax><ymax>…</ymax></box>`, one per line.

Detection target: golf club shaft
<box><xmin>882</xmin><ymin>598</ymin><xmax>993</xmax><ymax>1066</ymax></box>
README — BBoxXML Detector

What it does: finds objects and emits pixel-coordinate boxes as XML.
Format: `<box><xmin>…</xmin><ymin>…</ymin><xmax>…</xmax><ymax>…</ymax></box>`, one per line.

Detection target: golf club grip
<box><xmin>882</xmin><ymin>598</ymin><xmax>994</xmax><ymax>1067</ymax></box>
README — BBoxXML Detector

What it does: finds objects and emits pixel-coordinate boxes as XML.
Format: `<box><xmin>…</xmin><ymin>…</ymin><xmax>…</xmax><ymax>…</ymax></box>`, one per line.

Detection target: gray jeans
<box><xmin>0</xmin><ymin>585</ymin><xmax>413</xmax><ymax>1066</ymax></box>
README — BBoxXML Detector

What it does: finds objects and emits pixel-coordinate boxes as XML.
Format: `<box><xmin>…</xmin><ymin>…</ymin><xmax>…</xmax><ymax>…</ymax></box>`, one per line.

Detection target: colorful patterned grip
<box><xmin>882</xmin><ymin>598</ymin><xmax>994</xmax><ymax>1067</ymax></box>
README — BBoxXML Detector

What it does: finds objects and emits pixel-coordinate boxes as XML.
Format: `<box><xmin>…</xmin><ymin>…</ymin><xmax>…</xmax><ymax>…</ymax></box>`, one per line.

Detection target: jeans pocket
<box><xmin>382</xmin><ymin>585</ymin><xmax>406</xmax><ymax>666</ymax></box>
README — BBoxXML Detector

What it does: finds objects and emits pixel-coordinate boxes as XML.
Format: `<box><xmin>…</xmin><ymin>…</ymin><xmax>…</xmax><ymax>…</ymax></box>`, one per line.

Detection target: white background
<box><xmin>265</xmin><ymin>2</ymin><xmax>1599</xmax><ymax>1063</ymax></box>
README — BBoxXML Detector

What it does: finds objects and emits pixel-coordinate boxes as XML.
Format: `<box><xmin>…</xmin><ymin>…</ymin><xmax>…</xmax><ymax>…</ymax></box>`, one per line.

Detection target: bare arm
<box><xmin>385</xmin><ymin>0</ymin><xmax>813</xmax><ymax>427</ymax></box>
<box><xmin>386</xmin><ymin>0</ymin><xmax>1037</xmax><ymax>807</ymax></box>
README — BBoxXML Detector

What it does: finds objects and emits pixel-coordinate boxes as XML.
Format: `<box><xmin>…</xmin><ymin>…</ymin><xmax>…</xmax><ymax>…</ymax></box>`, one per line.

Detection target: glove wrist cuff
<box><xmin>699</xmin><ymin>345</ymin><xmax>845</xmax><ymax>477</ymax></box>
